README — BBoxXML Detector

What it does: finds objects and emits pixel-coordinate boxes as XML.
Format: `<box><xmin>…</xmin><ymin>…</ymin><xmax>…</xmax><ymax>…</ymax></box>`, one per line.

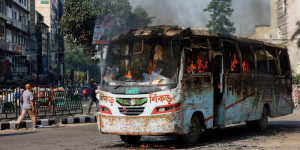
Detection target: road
<box><xmin>1</xmin><ymin>109</ymin><xmax>300</xmax><ymax>150</ymax></box>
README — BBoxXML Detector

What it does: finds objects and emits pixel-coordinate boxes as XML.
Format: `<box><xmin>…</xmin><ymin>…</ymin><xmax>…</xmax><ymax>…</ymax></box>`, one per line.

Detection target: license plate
<box><xmin>126</xmin><ymin>88</ymin><xmax>139</xmax><ymax>94</ymax></box>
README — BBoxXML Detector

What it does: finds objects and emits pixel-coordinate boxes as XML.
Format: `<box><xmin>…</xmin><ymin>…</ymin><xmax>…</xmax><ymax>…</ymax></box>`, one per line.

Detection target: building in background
<box><xmin>0</xmin><ymin>0</ymin><xmax>31</xmax><ymax>84</ymax></box>
<box><xmin>0</xmin><ymin>0</ymin><xmax>63</xmax><ymax>85</ymax></box>
<box><xmin>35</xmin><ymin>0</ymin><xmax>63</xmax><ymax>84</ymax></box>
<box><xmin>251</xmin><ymin>0</ymin><xmax>300</xmax><ymax>73</ymax></box>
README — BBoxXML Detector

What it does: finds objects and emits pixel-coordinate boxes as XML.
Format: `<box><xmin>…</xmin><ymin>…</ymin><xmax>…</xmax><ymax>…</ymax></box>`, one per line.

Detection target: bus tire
<box><xmin>178</xmin><ymin>115</ymin><xmax>202</xmax><ymax>146</ymax></box>
<box><xmin>246</xmin><ymin>107</ymin><xmax>268</xmax><ymax>131</ymax></box>
<box><xmin>258</xmin><ymin>107</ymin><xmax>268</xmax><ymax>131</ymax></box>
<box><xmin>119</xmin><ymin>135</ymin><xmax>142</xmax><ymax>145</ymax></box>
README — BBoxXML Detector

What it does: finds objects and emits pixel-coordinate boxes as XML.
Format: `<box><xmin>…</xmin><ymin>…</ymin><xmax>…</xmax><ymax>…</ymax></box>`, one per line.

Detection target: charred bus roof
<box><xmin>111</xmin><ymin>25</ymin><xmax>287</xmax><ymax>50</ymax></box>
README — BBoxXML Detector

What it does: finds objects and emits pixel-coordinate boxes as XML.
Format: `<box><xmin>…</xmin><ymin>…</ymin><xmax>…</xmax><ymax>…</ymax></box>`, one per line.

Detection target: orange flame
<box><xmin>242</xmin><ymin>61</ymin><xmax>251</xmax><ymax>74</ymax></box>
<box><xmin>197</xmin><ymin>56</ymin><xmax>208</xmax><ymax>73</ymax></box>
<box><xmin>218</xmin><ymin>83</ymin><xmax>220</xmax><ymax>89</ymax></box>
<box><xmin>231</xmin><ymin>54</ymin><xmax>238</xmax><ymax>72</ymax></box>
<box><xmin>148</xmin><ymin>60</ymin><xmax>157</xmax><ymax>77</ymax></box>
<box><xmin>186</xmin><ymin>59</ymin><xmax>197</xmax><ymax>74</ymax></box>
<box><xmin>187</xmin><ymin>58</ymin><xmax>208</xmax><ymax>74</ymax></box>
<box><xmin>125</xmin><ymin>71</ymin><xmax>132</xmax><ymax>78</ymax></box>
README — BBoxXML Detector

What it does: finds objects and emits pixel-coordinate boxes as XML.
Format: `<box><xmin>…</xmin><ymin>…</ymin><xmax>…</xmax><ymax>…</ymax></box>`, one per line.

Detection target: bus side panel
<box><xmin>181</xmin><ymin>75</ymin><xmax>214</xmax><ymax>133</ymax></box>
<box><xmin>222</xmin><ymin>75</ymin><xmax>256</xmax><ymax>125</ymax></box>
<box><xmin>222</xmin><ymin>76</ymin><xmax>293</xmax><ymax>126</ymax></box>
<box><xmin>271</xmin><ymin>77</ymin><xmax>293</xmax><ymax>117</ymax></box>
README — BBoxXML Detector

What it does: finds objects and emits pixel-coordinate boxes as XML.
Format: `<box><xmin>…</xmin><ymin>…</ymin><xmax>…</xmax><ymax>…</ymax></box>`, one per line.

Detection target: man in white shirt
<box><xmin>14</xmin><ymin>84</ymin><xmax>37</xmax><ymax>129</ymax></box>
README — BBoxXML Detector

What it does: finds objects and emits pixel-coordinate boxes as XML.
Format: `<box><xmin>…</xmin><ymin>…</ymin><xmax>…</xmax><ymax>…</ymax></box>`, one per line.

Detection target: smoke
<box><xmin>129</xmin><ymin>0</ymin><xmax>270</xmax><ymax>37</ymax></box>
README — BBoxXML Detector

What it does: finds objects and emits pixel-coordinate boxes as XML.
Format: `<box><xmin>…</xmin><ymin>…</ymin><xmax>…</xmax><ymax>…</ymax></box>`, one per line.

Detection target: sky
<box><xmin>129</xmin><ymin>0</ymin><xmax>270</xmax><ymax>37</ymax></box>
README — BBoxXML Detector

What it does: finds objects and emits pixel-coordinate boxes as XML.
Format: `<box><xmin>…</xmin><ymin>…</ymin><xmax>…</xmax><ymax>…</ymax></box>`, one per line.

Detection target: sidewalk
<box><xmin>0</xmin><ymin>101</ymin><xmax>99</xmax><ymax>130</ymax></box>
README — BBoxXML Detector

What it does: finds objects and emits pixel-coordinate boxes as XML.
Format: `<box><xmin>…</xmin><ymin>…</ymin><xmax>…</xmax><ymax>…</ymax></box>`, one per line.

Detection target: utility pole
<box><xmin>77</xmin><ymin>67</ymin><xmax>79</xmax><ymax>86</ymax></box>
<box><xmin>87</xmin><ymin>70</ymin><xmax>89</xmax><ymax>84</ymax></box>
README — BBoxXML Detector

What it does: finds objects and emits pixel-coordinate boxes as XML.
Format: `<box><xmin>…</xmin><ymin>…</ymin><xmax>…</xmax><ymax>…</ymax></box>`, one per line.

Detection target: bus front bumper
<box><xmin>97</xmin><ymin>112</ymin><xmax>182</xmax><ymax>135</ymax></box>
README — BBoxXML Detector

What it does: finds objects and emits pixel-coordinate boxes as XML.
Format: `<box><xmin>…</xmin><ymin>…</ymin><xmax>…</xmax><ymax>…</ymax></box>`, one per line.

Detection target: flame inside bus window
<box><xmin>231</xmin><ymin>53</ymin><xmax>239</xmax><ymax>72</ymax></box>
<box><xmin>242</xmin><ymin>61</ymin><xmax>251</xmax><ymax>74</ymax></box>
<box><xmin>186</xmin><ymin>52</ymin><xmax>209</xmax><ymax>74</ymax></box>
<box><xmin>223</xmin><ymin>41</ymin><xmax>240</xmax><ymax>74</ymax></box>
<box><xmin>185</xmin><ymin>37</ymin><xmax>209</xmax><ymax>74</ymax></box>
<box><xmin>125</xmin><ymin>71</ymin><xmax>132</xmax><ymax>79</ymax></box>
<box><xmin>239</xmin><ymin>43</ymin><xmax>254</xmax><ymax>74</ymax></box>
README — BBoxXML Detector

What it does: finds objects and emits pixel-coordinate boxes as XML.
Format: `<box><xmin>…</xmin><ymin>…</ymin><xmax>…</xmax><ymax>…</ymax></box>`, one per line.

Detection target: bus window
<box><xmin>253</xmin><ymin>44</ymin><xmax>268</xmax><ymax>74</ymax></box>
<box><xmin>279</xmin><ymin>49</ymin><xmax>291</xmax><ymax>76</ymax></box>
<box><xmin>222</xmin><ymin>41</ymin><xmax>240</xmax><ymax>74</ymax></box>
<box><xmin>185</xmin><ymin>37</ymin><xmax>209</xmax><ymax>74</ymax></box>
<box><xmin>265</xmin><ymin>46</ymin><xmax>279</xmax><ymax>75</ymax></box>
<box><xmin>238</xmin><ymin>43</ymin><xmax>254</xmax><ymax>74</ymax></box>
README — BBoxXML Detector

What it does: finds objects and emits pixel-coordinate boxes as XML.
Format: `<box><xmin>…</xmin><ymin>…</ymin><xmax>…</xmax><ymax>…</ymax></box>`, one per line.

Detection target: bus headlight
<box><xmin>99</xmin><ymin>105</ymin><xmax>112</xmax><ymax>114</ymax></box>
<box><xmin>152</xmin><ymin>103</ymin><xmax>181</xmax><ymax>114</ymax></box>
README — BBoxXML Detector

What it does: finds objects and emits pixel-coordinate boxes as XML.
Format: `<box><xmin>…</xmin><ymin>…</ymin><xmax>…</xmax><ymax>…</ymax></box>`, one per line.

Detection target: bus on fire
<box><xmin>97</xmin><ymin>26</ymin><xmax>293</xmax><ymax>145</ymax></box>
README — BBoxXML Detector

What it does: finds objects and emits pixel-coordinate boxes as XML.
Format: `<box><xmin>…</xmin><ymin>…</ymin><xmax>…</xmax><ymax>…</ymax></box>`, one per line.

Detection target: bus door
<box><xmin>220</xmin><ymin>40</ymin><xmax>248</xmax><ymax>125</ymax></box>
<box><xmin>207</xmin><ymin>38</ymin><xmax>224</xmax><ymax>127</ymax></box>
<box><xmin>183</xmin><ymin>37</ymin><xmax>214</xmax><ymax>129</ymax></box>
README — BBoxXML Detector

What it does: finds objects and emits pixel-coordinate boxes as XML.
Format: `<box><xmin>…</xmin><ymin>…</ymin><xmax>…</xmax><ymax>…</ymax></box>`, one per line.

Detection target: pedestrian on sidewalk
<box><xmin>86</xmin><ymin>79</ymin><xmax>99</xmax><ymax>115</ymax></box>
<box><xmin>14</xmin><ymin>84</ymin><xmax>38</xmax><ymax>129</ymax></box>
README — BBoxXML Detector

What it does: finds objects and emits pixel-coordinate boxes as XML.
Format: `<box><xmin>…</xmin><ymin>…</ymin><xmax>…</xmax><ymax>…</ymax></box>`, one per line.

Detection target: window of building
<box><xmin>0</xmin><ymin>25</ymin><xmax>5</xmax><ymax>40</ymax></box>
<box><xmin>223</xmin><ymin>41</ymin><xmax>240</xmax><ymax>74</ymax></box>
<box><xmin>19</xmin><ymin>14</ymin><xmax>22</xmax><ymax>22</ymax></box>
<box><xmin>283</xmin><ymin>0</ymin><xmax>287</xmax><ymax>13</ymax></box>
<box><xmin>6</xmin><ymin>2</ymin><xmax>11</xmax><ymax>8</ymax></box>
<box><xmin>0</xmin><ymin>1</ymin><xmax>5</xmax><ymax>13</ymax></box>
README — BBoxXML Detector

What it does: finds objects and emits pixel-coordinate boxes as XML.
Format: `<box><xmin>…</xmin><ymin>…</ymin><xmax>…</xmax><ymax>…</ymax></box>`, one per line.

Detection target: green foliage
<box><xmin>64</xmin><ymin>42</ymin><xmax>100</xmax><ymax>85</ymax></box>
<box><xmin>204</xmin><ymin>0</ymin><xmax>235</xmax><ymax>35</ymax></box>
<box><xmin>291</xmin><ymin>21</ymin><xmax>300</xmax><ymax>48</ymax></box>
<box><xmin>293</xmin><ymin>73</ymin><xmax>300</xmax><ymax>84</ymax></box>
<box><xmin>59</xmin><ymin>0</ymin><xmax>153</xmax><ymax>55</ymax></box>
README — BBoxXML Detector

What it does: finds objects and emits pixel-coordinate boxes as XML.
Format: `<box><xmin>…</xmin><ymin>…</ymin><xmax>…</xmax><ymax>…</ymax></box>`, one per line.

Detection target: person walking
<box><xmin>14</xmin><ymin>84</ymin><xmax>38</xmax><ymax>129</ymax></box>
<box><xmin>86</xmin><ymin>79</ymin><xmax>99</xmax><ymax>115</ymax></box>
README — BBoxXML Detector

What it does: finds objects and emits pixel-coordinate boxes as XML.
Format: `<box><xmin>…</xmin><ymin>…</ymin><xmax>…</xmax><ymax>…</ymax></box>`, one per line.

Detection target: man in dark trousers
<box><xmin>86</xmin><ymin>79</ymin><xmax>99</xmax><ymax>115</ymax></box>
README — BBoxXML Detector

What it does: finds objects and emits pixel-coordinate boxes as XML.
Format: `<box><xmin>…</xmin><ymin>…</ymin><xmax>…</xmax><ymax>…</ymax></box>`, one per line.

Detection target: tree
<box><xmin>291</xmin><ymin>21</ymin><xmax>300</xmax><ymax>48</ymax></box>
<box><xmin>204</xmin><ymin>0</ymin><xmax>235</xmax><ymax>35</ymax></box>
<box><xmin>293</xmin><ymin>73</ymin><xmax>300</xmax><ymax>84</ymax></box>
<box><xmin>64</xmin><ymin>42</ymin><xmax>100</xmax><ymax>85</ymax></box>
<box><xmin>59</xmin><ymin>0</ymin><xmax>152</xmax><ymax>55</ymax></box>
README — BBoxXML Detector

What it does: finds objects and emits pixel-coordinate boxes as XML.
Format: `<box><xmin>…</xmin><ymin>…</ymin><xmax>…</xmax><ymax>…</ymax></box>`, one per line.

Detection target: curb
<box><xmin>0</xmin><ymin>119</ymin><xmax>56</xmax><ymax>130</ymax></box>
<box><xmin>61</xmin><ymin>116</ymin><xmax>96</xmax><ymax>124</ymax></box>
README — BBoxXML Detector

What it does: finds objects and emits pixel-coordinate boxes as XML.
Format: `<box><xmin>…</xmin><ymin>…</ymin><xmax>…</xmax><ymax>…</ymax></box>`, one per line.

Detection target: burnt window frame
<box><xmin>221</xmin><ymin>39</ymin><xmax>241</xmax><ymax>74</ymax></box>
<box><xmin>278</xmin><ymin>48</ymin><xmax>291</xmax><ymax>76</ymax></box>
<box><xmin>264</xmin><ymin>46</ymin><xmax>281</xmax><ymax>76</ymax></box>
<box><xmin>184</xmin><ymin>36</ymin><xmax>211</xmax><ymax>75</ymax></box>
<box><xmin>237</xmin><ymin>42</ymin><xmax>255</xmax><ymax>75</ymax></box>
<box><xmin>252</xmin><ymin>44</ymin><xmax>268</xmax><ymax>75</ymax></box>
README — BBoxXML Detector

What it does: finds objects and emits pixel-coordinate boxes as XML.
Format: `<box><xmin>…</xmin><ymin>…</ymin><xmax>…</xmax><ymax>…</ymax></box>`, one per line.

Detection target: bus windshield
<box><xmin>103</xmin><ymin>38</ymin><xmax>180</xmax><ymax>86</ymax></box>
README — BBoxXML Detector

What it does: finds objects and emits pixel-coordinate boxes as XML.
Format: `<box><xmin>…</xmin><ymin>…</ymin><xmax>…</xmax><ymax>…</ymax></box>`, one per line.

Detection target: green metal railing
<box><xmin>0</xmin><ymin>85</ymin><xmax>18</xmax><ymax>119</ymax></box>
<box><xmin>0</xmin><ymin>85</ymin><xmax>84</xmax><ymax>120</ymax></box>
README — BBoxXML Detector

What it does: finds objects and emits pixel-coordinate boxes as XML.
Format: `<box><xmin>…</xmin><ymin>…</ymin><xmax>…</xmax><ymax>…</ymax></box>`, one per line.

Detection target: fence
<box><xmin>0</xmin><ymin>85</ymin><xmax>84</xmax><ymax>120</ymax></box>
<box><xmin>0</xmin><ymin>85</ymin><xmax>18</xmax><ymax>119</ymax></box>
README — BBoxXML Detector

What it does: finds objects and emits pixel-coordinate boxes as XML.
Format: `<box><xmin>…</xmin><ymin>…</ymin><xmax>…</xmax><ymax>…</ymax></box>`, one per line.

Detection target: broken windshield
<box><xmin>103</xmin><ymin>38</ymin><xmax>180</xmax><ymax>86</ymax></box>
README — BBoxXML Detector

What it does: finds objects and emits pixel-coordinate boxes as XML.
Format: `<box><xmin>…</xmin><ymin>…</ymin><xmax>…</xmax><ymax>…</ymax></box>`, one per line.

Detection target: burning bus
<box><xmin>97</xmin><ymin>26</ymin><xmax>293</xmax><ymax>145</ymax></box>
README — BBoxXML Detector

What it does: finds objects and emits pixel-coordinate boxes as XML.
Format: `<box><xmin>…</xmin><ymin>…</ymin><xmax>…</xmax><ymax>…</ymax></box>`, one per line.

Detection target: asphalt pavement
<box><xmin>0</xmin><ymin>109</ymin><xmax>299</xmax><ymax>150</ymax></box>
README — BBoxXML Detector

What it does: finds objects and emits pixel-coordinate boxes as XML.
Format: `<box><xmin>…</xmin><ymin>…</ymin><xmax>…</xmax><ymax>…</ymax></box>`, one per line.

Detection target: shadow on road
<box><xmin>102</xmin><ymin>121</ymin><xmax>300</xmax><ymax>149</ymax></box>
<box><xmin>0</xmin><ymin>131</ymin><xmax>38</xmax><ymax>137</ymax></box>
